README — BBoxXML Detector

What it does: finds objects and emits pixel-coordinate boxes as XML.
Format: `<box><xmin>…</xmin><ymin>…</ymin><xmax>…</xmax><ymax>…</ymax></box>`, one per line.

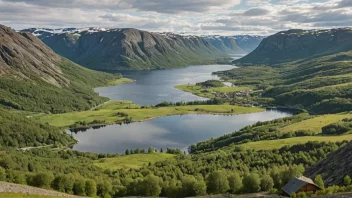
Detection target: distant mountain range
<box><xmin>21</xmin><ymin>27</ymin><xmax>264</xmax><ymax>70</ymax></box>
<box><xmin>235</xmin><ymin>28</ymin><xmax>352</xmax><ymax>65</ymax></box>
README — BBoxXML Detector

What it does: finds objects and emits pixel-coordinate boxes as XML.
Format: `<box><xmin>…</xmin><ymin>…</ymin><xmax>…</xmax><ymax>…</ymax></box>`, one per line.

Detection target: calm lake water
<box><xmin>70</xmin><ymin>110</ymin><xmax>292</xmax><ymax>153</ymax></box>
<box><xmin>71</xmin><ymin>64</ymin><xmax>292</xmax><ymax>153</ymax></box>
<box><xmin>96</xmin><ymin>65</ymin><xmax>236</xmax><ymax>105</ymax></box>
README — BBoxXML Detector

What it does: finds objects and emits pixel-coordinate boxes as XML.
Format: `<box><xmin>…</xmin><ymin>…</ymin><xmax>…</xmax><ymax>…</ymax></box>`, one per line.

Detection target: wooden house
<box><xmin>282</xmin><ymin>176</ymin><xmax>322</xmax><ymax>196</ymax></box>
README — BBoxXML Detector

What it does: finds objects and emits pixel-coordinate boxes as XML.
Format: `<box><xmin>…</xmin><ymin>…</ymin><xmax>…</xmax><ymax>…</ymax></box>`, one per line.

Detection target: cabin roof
<box><xmin>282</xmin><ymin>176</ymin><xmax>321</xmax><ymax>196</ymax></box>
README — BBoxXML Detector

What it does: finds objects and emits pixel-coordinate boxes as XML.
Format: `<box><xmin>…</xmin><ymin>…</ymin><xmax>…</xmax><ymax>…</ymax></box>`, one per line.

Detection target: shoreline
<box><xmin>67</xmin><ymin>108</ymin><xmax>267</xmax><ymax>131</ymax></box>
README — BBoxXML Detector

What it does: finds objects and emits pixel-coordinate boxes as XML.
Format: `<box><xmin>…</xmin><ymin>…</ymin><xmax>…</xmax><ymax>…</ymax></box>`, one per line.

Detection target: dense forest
<box><xmin>0</xmin><ymin>140</ymin><xmax>348</xmax><ymax>197</ymax></box>
<box><xmin>0</xmin><ymin>109</ymin><xmax>74</xmax><ymax>148</ymax></box>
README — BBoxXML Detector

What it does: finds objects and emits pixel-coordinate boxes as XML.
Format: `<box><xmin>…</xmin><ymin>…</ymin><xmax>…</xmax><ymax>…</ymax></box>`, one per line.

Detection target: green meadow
<box><xmin>94</xmin><ymin>153</ymin><xmax>175</xmax><ymax>170</ymax></box>
<box><xmin>32</xmin><ymin>101</ymin><xmax>264</xmax><ymax>128</ymax></box>
<box><xmin>174</xmin><ymin>84</ymin><xmax>251</xmax><ymax>98</ymax></box>
<box><xmin>241</xmin><ymin>134</ymin><xmax>352</xmax><ymax>150</ymax></box>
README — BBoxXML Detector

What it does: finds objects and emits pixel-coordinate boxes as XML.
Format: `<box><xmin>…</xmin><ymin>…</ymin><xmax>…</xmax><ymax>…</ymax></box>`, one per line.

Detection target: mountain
<box><xmin>0</xmin><ymin>24</ymin><xmax>118</xmax><ymax>113</ymax></box>
<box><xmin>232</xmin><ymin>35</ymin><xmax>265</xmax><ymax>52</ymax></box>
<box><xmin>203</xmin><ymin>35</ymin><xmax>245</xmax><ymax>54</ymax></box>
<box><xmin>22</xmin><ymin>28</ymin><xmax>228</xmax><ymax>70</ymax></box>
<box><xmin>305</xmin><ymin>142</ymin><xmax>352</xmax><ymax>186</ymax></box>
<box><xmin>235</xmin><ymin>28</ymin><xmax>352</xmax><ymax>65</ymax></box>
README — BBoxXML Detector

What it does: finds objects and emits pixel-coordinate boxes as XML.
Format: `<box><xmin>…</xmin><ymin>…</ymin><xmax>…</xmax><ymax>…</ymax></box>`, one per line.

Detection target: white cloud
<box><xmin>0</xmin><ymin>0</ymin><xmax>351</xmax><ymax>35</ymax></box>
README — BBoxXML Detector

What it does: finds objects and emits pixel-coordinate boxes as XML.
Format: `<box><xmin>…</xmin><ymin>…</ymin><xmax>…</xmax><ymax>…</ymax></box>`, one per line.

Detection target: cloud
<box><xmin>3</xmin><ymin>0</ymin><xmax>241</xmax><ymax>14</ymax></box>
<box><xmin>337</xmin><ymin>0</ymin><xmax>352</xmax><ymax>7</ymax></box>
<box><xmin>0</xmin><ymin>0</ymin><xmax>351</xmax><ymax>36</ymax></box>
<box><xmin>242</xmin><ymin>8</ymin><xmax>270</xmax><ymax>16</ymax></box>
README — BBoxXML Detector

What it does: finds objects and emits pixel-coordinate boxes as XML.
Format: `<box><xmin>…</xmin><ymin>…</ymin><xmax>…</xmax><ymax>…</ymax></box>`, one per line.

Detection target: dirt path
<box><xmin>0</xmin><ymin>181</ymin><xmax>84</xmax><ymax>197</ymax></box>
<box><xmin>18</xmin><ymin>145</ymin><xmax>53</xmax><ymax>151</ymax></box>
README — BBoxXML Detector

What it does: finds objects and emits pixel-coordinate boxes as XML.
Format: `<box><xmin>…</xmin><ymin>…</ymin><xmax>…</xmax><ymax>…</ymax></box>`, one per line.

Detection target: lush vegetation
<box><xmin>0</xmin><ymin>109</ymin><xmax>74</xmax><ymax>148</ymax></box>
<box><xmin>196</xmin><ymin>80</ymin><xmax>224</xmax><ymax>88</ymax></box>
<box><xmin>31</xmin><ymin>100</ymin><xmax>263</xmax><ymax>128</ymax></box>
<box><xmin>0</xmin><ymin>59</ymin><xmax>120</xmax><ymax>113</ymax></box>
<box><xmin>95</xmin><ymin>153</ymin><xmax>175</xmax><ymax>170</ymax></box>
<box><xmin>191</xmin><ymin>114</ymin><xmax>312</xmax><ymax>153</ymax></box>
<box><xmin>175</xmin><ymin>84</ymin><xmax>250</xmax><ymax>98</ymax></box>
<box><xmin>0</xmin><ymin>140</ymin><xmax>348</xmax><ymax>197</ymax></box>
<box><xmin>216</xmin><ymin>51</ymin><xmax>352</xmax><ymax>114</ymax></box>
<box><xmin>108</xmin><ymin>78</ymin><xmax>134</xmax><ymax>86</ymax></box>
<box><xmin>322</xmin><ymin>118</ymin><xmax>352</xmax><ymax>135</ymax></box>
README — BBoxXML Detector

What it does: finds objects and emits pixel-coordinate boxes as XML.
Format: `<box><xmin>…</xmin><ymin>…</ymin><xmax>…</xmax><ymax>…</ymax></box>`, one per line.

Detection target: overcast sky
<box><xmin>0</xmin><ymin>0</ymin><xmax>351</xmax><ymax>35</ymax></box>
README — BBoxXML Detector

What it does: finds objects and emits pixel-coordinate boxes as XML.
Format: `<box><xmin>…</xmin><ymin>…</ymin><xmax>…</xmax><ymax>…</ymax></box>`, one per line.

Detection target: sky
<box><xmin>0</xmin><ymin>0</ymin><xmax>351</xmax><ymax>35</ymax></box>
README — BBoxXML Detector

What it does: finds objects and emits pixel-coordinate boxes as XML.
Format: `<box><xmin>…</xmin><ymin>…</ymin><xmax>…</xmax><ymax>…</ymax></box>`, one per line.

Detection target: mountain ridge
<box><xmin>22</xmin><ymin>28</ymin><xmax>230</xmax><ymax>70</ymax></box>
<box><xmin>235</xmin><ymin>28</ymin><xmax>352</xmax><ymax>65</ymax></box>
<box><xmin>0</xmin><ymin>24</ymin><xmax>118</xmax><ymax>113</ymax></box>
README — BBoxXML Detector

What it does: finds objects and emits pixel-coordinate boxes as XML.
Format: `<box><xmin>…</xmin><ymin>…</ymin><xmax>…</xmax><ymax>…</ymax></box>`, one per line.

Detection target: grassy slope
<box><xmin>32</xmin><ymin>101</ymin><xmax>264</xmax><ymax>128</ymax></box>
<box><xmin>94</xmin><ymin>153</ymin><xmax>175</xmax><ymax>170</ymax></box>
<box><xmin>241</xmin><ymin>134</ymin><xmax>352</xmax><ymax>150</ymax></box>
<box><xmin>281</xmin><ymin>113</ymin><xmax>352</xmax><ymax>134</ymax></box>
<box><xmin>0</xmin><ymin>58</ymin><xmax>119</xmax><ymax>113</ymax></box>
<box><xmin>108</xmin><ymin>78</ymin><xmax>134</xmax><ymax>86</ymax></box>
<box><xmin>175</xmin><ymin>84</ymin><xmax>250</xmax><ymax>98</ymax></box>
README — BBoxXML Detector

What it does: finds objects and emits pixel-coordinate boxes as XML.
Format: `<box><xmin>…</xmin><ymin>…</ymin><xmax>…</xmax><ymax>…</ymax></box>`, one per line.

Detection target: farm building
<box><xmin>282</xmin><ymin>176</ymin><xmax>322</xmax><ymax>196</ymax></box>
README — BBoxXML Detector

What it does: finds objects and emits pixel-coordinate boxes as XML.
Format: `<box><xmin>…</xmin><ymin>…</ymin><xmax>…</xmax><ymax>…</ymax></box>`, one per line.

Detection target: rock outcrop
<box><xmin>305</xmin><ymin>142</ymin><xmax>352</xmax><ymax>186</ymax></box>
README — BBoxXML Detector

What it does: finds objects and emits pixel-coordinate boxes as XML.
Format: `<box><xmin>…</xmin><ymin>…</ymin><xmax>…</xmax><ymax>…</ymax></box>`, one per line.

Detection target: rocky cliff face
<box><xmin>305</xmin><ymin>142</ymin><xmax>352</xmax><ymax>186</ymax></box>
<box><xmin>235</xmin><ymin>28</ymin><xmax>352</xmax><ymax>65</ymax></box>
<box><xmin>0</xmin><ymin>25</ymin><xmax>69</xmax><ymax>87</ymax></box>
<box><xmin>24</xmin><ymin>28</ymin><xmax>228</xmax><ymax>70</ymax></box>
<box><xmin>203</xmin><ymin>35</ymin><xmax>245</xmax><ymax>54</ymax></box>
<box><xmin>0</xmin><ymin>24</ymin><xmax>116</xmax><ymax>113</ymax></box>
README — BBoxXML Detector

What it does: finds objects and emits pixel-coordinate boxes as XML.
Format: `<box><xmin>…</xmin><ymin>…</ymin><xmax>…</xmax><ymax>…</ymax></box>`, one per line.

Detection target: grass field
<box><xmin>32</xmin><ymin>101</ymin><xmax>264</xmax><ymax>128</ymax></box>
<box><xmin>240</xmin><ymin>134</ymin><xmax>352</xmax><ymax>150</ymax></box>
<box><xmin>108</xmin><ymin>78</ymin><xmax>134</xmax><ymax>85</ymax></box>
<box><xmin>175</xmin><ymin>84</ymin><xmax>250</xmax><ymax>98</ymax></box>
<box><xmin>94</xmin><ymin>153</ymin><xmax>175</xmax><ymax>170</ymax></box>
<box><xmin>280</xmin><ymin>113</ymin><xmax>352</xmax><ymax>134</ymax></box>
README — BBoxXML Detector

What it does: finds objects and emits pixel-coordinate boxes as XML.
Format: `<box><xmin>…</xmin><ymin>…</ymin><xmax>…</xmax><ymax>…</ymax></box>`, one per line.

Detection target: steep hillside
<box><xmin>0</xmin><ymin>108</ymin><xmax>74</xmax><ymax>147</ymax></box>
<box><xmin>203</xmin><ymin>35</ymin><xmax>245</xmax><ymax>54</ymax></box>
<box><xmin>23</xmin><ymin>28</ymin><xmax>228</xmax><ymax>70</ymax></box>
<box><xmin>233</xmin><ymin>35</ymin><xmax>265</xmax><ymax>53</ymax></box>
<box><xmin>0</xmin><ymin>24</ymin><xmax>118</xmax><ymax>113</ymax></box>
<box><xmin>235</xmin><ymin>28</ymin><xmax>352</xmax><ymax>65</ymax></box>
<box><xmin>305</xmin><ymin>142</ymin><xmax>352</xmax><ymax>186</ymax></box>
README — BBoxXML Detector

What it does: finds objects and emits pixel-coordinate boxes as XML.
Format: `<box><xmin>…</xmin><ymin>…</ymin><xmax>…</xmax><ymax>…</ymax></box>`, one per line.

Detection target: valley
<box><xmin>1</xmin><ymin>20</ymin><xmax>352</xmax><ymax>198</ymax></box>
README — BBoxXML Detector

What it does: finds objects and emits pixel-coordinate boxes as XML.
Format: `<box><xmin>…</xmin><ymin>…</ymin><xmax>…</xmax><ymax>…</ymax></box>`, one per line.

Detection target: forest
<box><xmin>215</xmin><ymin>51</ymin><xmax>352</xmax><ymax>114</ymax></box>
<box><xmin>0</xmin><ymin>140</ymin><xmax>349</xmax><ymax>197</ymax></box>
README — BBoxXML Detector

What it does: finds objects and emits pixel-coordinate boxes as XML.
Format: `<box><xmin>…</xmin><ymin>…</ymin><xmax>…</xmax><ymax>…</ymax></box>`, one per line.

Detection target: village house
<box><xmin>282</xmin><ymin>176</ymin><xmax>322</xmax><ymax>196</ymax></box>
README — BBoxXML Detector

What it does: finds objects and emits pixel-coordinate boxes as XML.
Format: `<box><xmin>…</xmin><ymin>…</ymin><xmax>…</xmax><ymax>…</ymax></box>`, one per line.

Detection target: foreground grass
<box><xmin>280</xmin><ymin>113</ymin><xmax>352</xmax><ymax>134</ymax></box>
<box><xmin>175</xmin><ymin>84</ymin><xmax>250</xmax><ymax>98</ymax></box>
<box><xmin>241</xmin><ymin>134</ymin><xmax>352</xmax><ymax>150</ymax></box>
<box><xmin>94</xmin><ymin>153</ymin><xmax>175</xmax><ymax>170</ymax></box>
<box><xmin>108</xmin><ymin>77</ymin><xmax>134</xmax><ymax>85</ymax></box>
<box><xmin>32</xmin><ymin>101</ymin><xmax>264</xmax><ymax>128</ymax></box>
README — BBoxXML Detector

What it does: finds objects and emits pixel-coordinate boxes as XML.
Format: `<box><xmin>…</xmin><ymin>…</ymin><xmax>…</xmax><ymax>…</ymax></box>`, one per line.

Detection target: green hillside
<box><xmin>0</xmin><ymin>25</ymin><xmax>119</xmax><ymax>113</ymax></box>
<box><xmin>39</xmin><ymin>29</ymin><xmax>229</xmax><ymax>70</ymax></box>
<box><xmin>235</xmin><ymin>28</ymin><xmax>352</xmax><ymax>65</ymax></box>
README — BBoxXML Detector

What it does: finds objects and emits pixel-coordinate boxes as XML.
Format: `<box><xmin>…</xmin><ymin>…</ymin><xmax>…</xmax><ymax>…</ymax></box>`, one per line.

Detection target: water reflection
<box><xmin>69</xmin><ymin>110</ymin><xmax>292</xmax><ymax>153</ymax></box>
<box><xmin>95</xmin><ymin>65</ymin><xmax>236</xmax><ymax>105</ymax></box>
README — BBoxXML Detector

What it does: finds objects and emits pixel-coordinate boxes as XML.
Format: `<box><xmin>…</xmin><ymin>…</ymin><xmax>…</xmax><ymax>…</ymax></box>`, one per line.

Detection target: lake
<box><xmin>96</xmin><ymin>65</ymin><xmax>236</xmax><ymax>105</ymax></box>
<box><xmin>69</xmin><ymin>110</ymin><xmax>292</xmax><ymax>153</ymax></box>
<box><xmin>72</xmin><ymin>64</ymin><xmax>293</xmax><ymax>153</ymax></box>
